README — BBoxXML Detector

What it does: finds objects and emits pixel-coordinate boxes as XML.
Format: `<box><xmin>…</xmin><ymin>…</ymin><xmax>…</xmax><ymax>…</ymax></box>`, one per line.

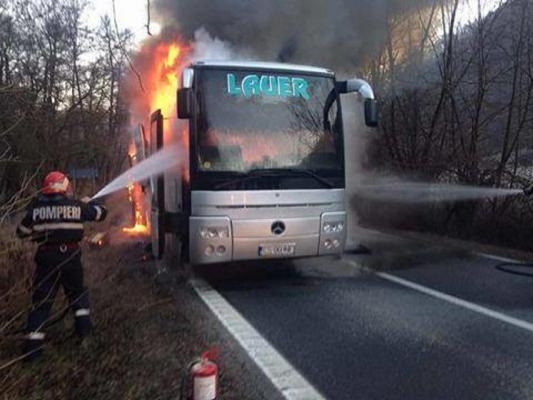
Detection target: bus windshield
<box><xmin>195</xmin><ymin>69</ymin><xmax>344</xmax><ymax>176</ymax></box>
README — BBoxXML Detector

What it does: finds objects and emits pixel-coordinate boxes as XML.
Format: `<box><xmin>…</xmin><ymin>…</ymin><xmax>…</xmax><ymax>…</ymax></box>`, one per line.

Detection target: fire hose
<box><xmin>495</xmin><ymin>262</ymin><xmax>533</xmax><ymax>278</ymax></box>
<box><xmin>492</xmin><ymin>185</ymin><xmax>533</xmax><ymax>277</ymax></box>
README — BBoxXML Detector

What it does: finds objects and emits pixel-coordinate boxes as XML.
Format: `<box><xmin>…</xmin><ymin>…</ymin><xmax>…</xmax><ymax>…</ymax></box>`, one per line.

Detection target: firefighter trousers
<box><xmin>24</xmin><ymin>248</ymin><xmax>91</xmax><ymax>357</ymax></box>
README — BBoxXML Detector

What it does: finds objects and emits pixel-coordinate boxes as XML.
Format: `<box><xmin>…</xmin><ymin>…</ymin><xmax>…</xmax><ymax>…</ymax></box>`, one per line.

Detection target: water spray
<box><xmin>485</xmin><ymin>183</ymin><xmax>533</xmax><ymax>277</ymax></box>
<box><xmin>523</xmin><ymin>184</ymin><xmax>533</xmax><ymax>196</ymax></box>
<box><xmin>91</xmin><ymin>145</ymin><xmax>182</xmax><ymax>201</ymax></box>
<box><xmin>349</xmin><ymin>174</ymin><xmax>533</xmax><ymax>204</ymax></box>
<box><xmin>350</xmin><ymin>178</ymin><xmax>533</xmax><ymax>277</ymax></box>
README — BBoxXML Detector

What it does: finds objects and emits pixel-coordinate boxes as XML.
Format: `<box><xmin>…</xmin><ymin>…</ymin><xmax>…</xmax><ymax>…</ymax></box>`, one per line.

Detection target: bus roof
<box><xmin>191</xmin><ymin>60</ymin><xmax>335</xmax><ymax>76</ymax></box>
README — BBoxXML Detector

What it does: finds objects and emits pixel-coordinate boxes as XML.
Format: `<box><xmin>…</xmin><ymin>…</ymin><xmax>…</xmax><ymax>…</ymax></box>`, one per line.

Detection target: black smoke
<box><xmin>153</xmin><ymin>0</ymin><xmax>433</xmax><ymax>70</ymax></box>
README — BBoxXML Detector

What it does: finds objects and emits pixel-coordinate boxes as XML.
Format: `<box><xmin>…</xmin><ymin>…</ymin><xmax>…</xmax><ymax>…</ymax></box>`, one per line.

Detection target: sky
<box><xmin>88</xmin><ymin>0</ymin><xmax>160</xmax><ymax>45</ymax></box>
<box><xmin>455</xmin><ymin>0</ymin><xmax>503</xmax><ymax>27</ymax></box>
<box><xmin>87</xmin><ymin>0</ymin><xmax>502</xmax><ymax>46</ymax></box>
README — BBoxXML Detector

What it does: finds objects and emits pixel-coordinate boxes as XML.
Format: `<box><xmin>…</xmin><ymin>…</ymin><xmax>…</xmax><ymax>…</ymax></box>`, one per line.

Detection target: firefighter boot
<box><xmin>74</xmin><ymin>308</ymin><xmax>92</xmax><ymax>338</ymax></box>
<box><xmin>22</xmin><ymin>332</ymin><xmax>45</xmax><ymax>362</ymax></box>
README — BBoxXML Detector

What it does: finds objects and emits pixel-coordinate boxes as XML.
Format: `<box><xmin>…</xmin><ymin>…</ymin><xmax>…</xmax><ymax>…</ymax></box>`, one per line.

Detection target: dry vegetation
<box><xmin>0</xmin><ymin>225</ymin><xmax>35</xmax><ymax>353</ymax></box>
<box><xmin>0</xmin><ymin>195</ymin><xmax>254</xmax><ymax>400</ymax></box>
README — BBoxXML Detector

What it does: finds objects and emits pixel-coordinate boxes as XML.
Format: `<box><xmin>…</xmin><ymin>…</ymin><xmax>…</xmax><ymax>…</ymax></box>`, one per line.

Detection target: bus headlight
<box><xmin>200</xmin><ymin>226</ymin><xmax>230</xmax><ymax>239</ymax></box>
<box><xmin>323</xmin><ymin>221</ymin><xmax>344</xmax><ymax>234</ymax></box>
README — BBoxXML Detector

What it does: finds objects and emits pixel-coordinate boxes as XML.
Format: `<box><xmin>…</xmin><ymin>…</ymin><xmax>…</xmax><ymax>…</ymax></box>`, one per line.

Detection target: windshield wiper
<box><xmin>213</xmin><ymin>168</ymin><xmax>334</xmax><ymax>189</ymax></box>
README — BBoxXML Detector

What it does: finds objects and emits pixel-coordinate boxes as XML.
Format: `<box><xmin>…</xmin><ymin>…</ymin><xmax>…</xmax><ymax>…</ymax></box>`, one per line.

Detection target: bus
<box><xmin>135</xmin><ymin>61</ymin><xmax>378</xmax><ymax>266</ymax></box>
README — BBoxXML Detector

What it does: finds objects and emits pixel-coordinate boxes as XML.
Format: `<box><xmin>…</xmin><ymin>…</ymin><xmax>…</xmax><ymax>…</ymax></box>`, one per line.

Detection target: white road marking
<box><xmin>191</xmin><ymin>278</ymin><xmax>326</xmax><ymax>400</ymax></box>
<box><xmin>344</xmin><ymin>259</ymin><xmax>533</xmax><ymax>334</ymax></box>
<box><xmin>380</xmin><ymin>272</ymin><xmax>533</xmax><ymax>333</ymax></box>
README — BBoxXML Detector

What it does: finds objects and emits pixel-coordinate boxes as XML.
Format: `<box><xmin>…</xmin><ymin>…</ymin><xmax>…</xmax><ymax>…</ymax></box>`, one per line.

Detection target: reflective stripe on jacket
<box><xmin>16</xmin><ymin>194</ymin><xmax>107</xmax><ymax>243</ymax></box>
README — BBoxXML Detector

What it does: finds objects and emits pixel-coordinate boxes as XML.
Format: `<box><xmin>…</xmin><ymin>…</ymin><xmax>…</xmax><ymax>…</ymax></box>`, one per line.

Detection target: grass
<box><xmin>0</xmin><ymin>225</ymin><xmax>34</xmax><ymax>357</ymax></box>
<box><xmin>0</xmin><ymin>194</ymin><xmax>255</xmax><ymax>399</ymax></box>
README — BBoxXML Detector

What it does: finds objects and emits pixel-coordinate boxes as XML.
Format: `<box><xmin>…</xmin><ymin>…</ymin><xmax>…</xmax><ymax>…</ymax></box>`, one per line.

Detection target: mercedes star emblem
<box><xmin>271</xmin><ymin>221</ymin><xmax>286</xmax><ymax>235</ymax></box>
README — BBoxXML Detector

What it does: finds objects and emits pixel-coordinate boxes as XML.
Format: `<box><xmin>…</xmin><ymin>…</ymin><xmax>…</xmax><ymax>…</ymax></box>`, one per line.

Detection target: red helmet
<box><xmin>42</xmin><ymin>171</ymin><xmax>70</xmax><ymax>194</ymax></box>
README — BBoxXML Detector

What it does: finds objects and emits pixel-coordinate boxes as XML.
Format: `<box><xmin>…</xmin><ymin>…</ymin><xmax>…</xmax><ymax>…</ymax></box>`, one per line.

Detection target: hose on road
<box><xmin>495</xmin><ymin>262</ymin><xmax>533</xmax><ymax>278</ymax></box>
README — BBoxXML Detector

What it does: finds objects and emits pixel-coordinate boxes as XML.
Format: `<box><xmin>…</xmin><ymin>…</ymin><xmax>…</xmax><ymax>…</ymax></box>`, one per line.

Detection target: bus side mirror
<box><xmin>338</xmin><ymin>79</ymin><xmax>378</xmax><ymax>128</ymax></box>
<box><xmin>364</xmin><ymin>99</ymin><xmax>379</xmax><ymax>127</ymax></box>
<box><xmin>177</xmin><ymin>88</ymin><xmax>192</xmax><ymax>119</ymax></box>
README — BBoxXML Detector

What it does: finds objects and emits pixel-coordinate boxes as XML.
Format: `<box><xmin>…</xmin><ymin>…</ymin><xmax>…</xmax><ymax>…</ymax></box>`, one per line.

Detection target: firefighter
<box><xmin>16</xmin><ymin>171</ymin><xmax>107</xmax><ymax>360</ymax></box>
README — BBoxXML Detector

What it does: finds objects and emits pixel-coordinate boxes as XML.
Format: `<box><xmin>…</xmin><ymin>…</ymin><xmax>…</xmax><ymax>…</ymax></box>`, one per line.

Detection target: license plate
<box><xmin>258</xmin><ymin>242</ymin><xmax>296</xmax><ymax>257</ymax></box>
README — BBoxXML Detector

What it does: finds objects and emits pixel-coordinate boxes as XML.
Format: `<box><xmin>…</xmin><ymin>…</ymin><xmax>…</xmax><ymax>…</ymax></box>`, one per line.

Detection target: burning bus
<box><xmin>132</xmin><ymin>60</ymin><xmax>378</xmax><ymax>265</ymax></box>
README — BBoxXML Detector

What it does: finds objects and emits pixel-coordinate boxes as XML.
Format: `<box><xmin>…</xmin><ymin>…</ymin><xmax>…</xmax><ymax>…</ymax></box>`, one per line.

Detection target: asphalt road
<box><xmin>195</xmin><ymin>228</ymin><xmax>533</xmax><ymax>400</ymax></box>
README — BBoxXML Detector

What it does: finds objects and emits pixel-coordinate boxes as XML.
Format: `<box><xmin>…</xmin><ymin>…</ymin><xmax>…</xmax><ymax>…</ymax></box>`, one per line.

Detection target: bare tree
<box><xmin>0</xmin><ymin>0</ymin><xmax>132</xmax><ymax>206</ymax></box>
<box><xmin>360</xmin><ymin>0</ymin><xmax>533</xmax><ymax>248</ymax></box>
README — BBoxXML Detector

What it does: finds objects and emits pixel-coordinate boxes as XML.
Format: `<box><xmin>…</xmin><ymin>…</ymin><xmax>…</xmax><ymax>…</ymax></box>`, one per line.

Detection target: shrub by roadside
<box><xmin>0</xmin><ymin>224</ymin><xmax>35</xmax><ymax>363</ymax></box>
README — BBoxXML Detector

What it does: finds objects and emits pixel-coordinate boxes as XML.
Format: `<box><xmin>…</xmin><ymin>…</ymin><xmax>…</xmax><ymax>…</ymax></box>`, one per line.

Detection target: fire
<box><xmin>144</xmin><ymin>41</ymin><xmax>190</xmax><ymax>171</ymax></box>
<box><xmin>122</xmin><ymin>209</ymin><xmax>149</xmax><ymax>235</ymax></box>
<box><xmin>122</xmin><ymin>182</ymin><xmax>149</xmax><ymax>235</ymax></box>
<box><xmin>125</xmin><ymin>37</ymin><xmax>189</xmax><ymax>123</ymax></box>
<box><xmin>123</xmin><ymin>38</ymin><xmax>190</xmax><ymax>236</ymax></box>
<box><xmin>149</xmin><ymin>43</ymin><xmax>186</xmax><ymax>119</ymax></box>
<box><xmin>123</xmin><ymin>141</ymin><xmax>149</xmax><ymax>235</ymax></box>
<box><xmin>127</xmin><ymin>143</ymin><xmax>137</xmax><ymax>164</ymax></box>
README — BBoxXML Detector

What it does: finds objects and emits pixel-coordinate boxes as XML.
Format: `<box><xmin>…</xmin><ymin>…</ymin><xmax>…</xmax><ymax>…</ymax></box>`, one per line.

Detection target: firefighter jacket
<box><xmin>16</xmin><ymin>194</ymin><xmax>107</xmax><ymax>244</ymax></box>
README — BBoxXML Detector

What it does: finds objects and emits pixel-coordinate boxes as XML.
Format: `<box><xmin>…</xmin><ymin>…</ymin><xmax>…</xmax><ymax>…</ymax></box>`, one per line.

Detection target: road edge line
<box><xmin>191</xmin><ymin>278</ymin><xmax>326</xmax><ymax>400</ymax></box>
<box><xmin>343</xmin><ymin>258</ymin><xmax>533</xmax><ymax>334</ymax></box>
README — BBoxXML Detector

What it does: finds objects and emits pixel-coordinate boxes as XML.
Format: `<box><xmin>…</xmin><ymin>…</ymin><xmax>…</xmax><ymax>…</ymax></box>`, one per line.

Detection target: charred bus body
<box><xmin>135</xmin><ymin>61</ymin><xmax>378</xmax><ymax>266</ymax></box>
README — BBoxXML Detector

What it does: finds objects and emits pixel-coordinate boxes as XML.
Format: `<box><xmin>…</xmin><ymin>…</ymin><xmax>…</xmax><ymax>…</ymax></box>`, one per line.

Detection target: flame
<box><xmin>123</xmin><ymin>38</ymin><xmax>190</xmax><ymax>237</ymax></box>
<box><xmin>122</xmin><ymin>210</ymin><xmax>149</xmax><ymax>235</ymax></box>
<box><xmin>125</xmin><ymin>38</ymin><xmax>189</xmax><ymax>124</ymax></box>
<box><xmin>127</xmin><ymin>142</ymin><xmax>137</xmax><ymax>164</ymax></box>
<box><xmin>122</xmin><ymin>182</ymin><xmax>149</xmax><ymax>235</ymax></box>
<box><xmin>149</xmin><ymin>43</ymin><xmax>185</xmax><ymax>120</ymax></box>
<box><xmin>144</xmin><ymin>40</ymin><xmax>190</xmax><ymax>174</ymax></box>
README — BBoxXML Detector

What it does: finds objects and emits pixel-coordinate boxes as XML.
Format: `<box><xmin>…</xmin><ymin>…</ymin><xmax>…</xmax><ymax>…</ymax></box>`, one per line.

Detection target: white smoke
<box><xmin>342</xmin><ymin>95</ymin><xmax>373</xmax><ymax>248</ymax></box>
<box><xmin>190</xmin><ymin>28</ymin><xmax>255</xmax><ymax>62</ymax></box>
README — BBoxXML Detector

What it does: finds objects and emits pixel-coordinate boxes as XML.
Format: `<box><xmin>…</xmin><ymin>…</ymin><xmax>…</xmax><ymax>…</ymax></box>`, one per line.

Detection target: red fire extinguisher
<box><xmin>182</xmin><ymin>348</ymin><xmax>219</xmax><ymax>400</ymax></box>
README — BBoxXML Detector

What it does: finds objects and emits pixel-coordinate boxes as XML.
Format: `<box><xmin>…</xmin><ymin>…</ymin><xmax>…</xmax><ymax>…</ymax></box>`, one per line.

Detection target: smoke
<box><xmin>152</xmin><ymin>0</ymin><xmax>434</xmax><ymax>70</ymax></box>
<box><xmin>190</xmin><ymin>28</ymin><xmax>252</xmax><ymax>62</ymax></box>
<box><xmin>147</xmin><ymin>0</ymin><xmax>429</xmax><ymax>246</ymax></box>
<box><xmin>340</xmin><ymin>95</ymin><xmax>371</xmax><ymax>245</ymax></box>
<box><xmin>129</xmin><ymin>0</ymin><xmax>438</xmax><ymax>246</ymax></box>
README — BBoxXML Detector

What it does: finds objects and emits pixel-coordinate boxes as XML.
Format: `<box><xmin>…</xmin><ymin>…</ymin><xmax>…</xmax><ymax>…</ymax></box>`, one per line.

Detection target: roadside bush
<box><xmin>0</xmin><ymin>224</ymin><xmax>34</xmax><ymax>337</ymax></box>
